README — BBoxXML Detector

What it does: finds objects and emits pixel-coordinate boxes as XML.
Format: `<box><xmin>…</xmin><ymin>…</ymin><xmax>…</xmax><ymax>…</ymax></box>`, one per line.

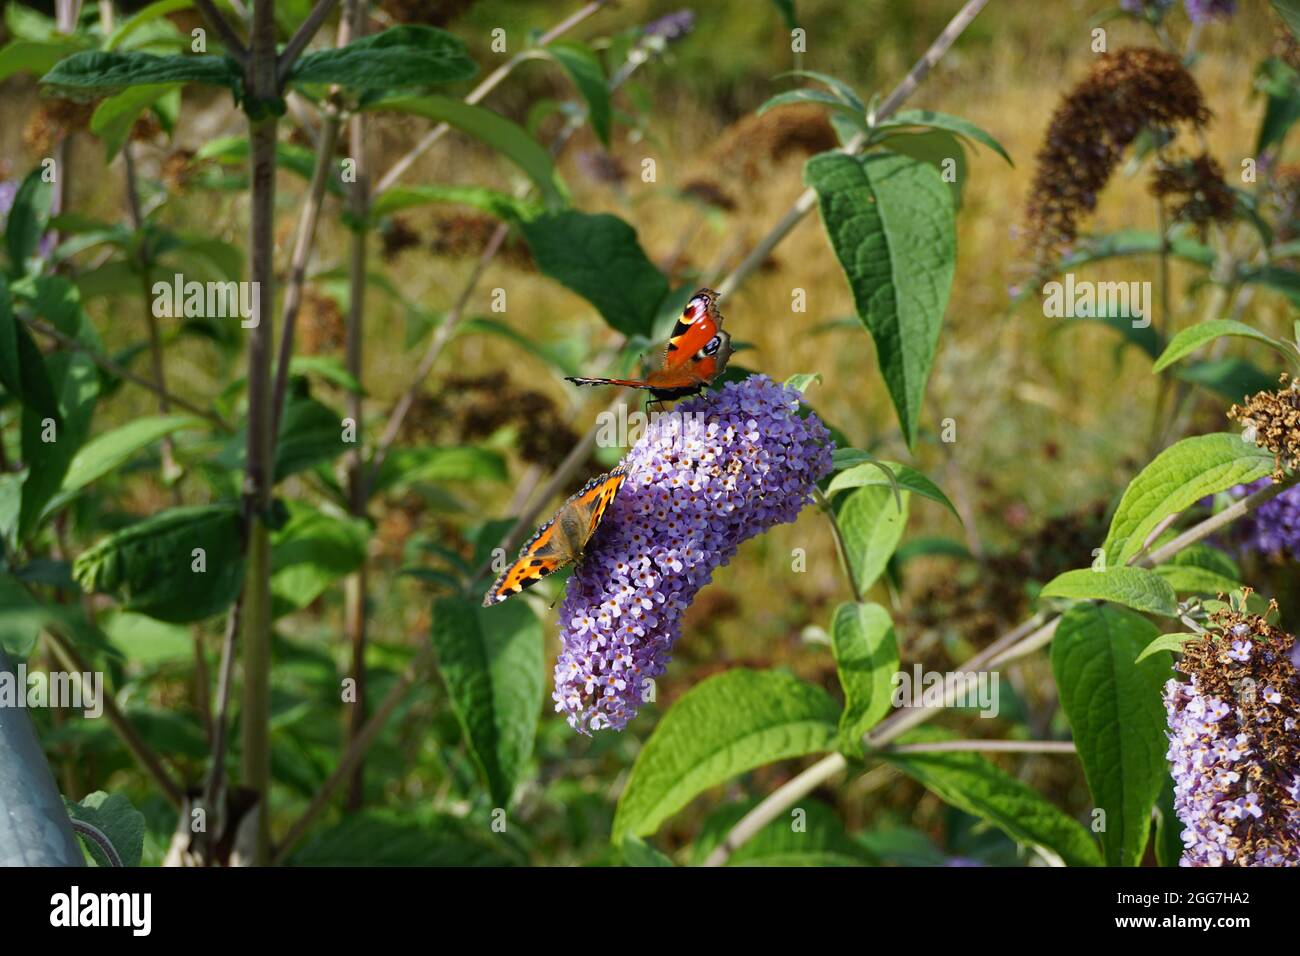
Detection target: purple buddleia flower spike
<box><xmin>642</xmin><ymin>10</ymin><xmax>695</xmax><ymax>42</ymax></box>
<box><xmin>552</xmin><ymin>375</ymin><xmax>834</xmax><ymax>734</ymax></box>
<box><xmin>1164</xmin><ymin>603</ymin><xmax>1300</xmax><ymax>866</ymax></box>
<box><xmin>1219</xmin><ymin>479</ymin><xmax>1300</xmax><ymax>557</ymax></box>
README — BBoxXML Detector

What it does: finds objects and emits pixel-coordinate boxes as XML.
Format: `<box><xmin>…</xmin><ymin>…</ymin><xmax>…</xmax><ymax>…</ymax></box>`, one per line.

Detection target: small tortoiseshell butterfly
<box><xmin>565</xmin><ymin>288</ymin><xmax>732</xmax><ymax>402</ymax></box>
<box><xmin>482</xmin><ymin>465</ymin><xmax>628</xmax><ymax>606</ymax></box>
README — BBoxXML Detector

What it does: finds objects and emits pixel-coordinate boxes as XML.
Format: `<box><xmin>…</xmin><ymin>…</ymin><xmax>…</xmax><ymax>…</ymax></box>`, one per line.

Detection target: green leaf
<box><xmin>882</xmin><ymin>728</ymin><xmax>1102</xmax><ymax>867</ymax></box>
<box><xmin>1051</xmin><ymin>603</ymin><xmax>1172</xmax><ymax>866</ymax></box>
<box><xmin>1102</xmin><ymin>434</ymin><xmax>1276</xmax><ymax>565</ymax></box>
<box><xmin>431</xmin><ymin>597</ymin><xmax>544</xmax><ymax>808</ymax></box>
<box><xmin>827</xmin><ymin>459</ymin><xmax>959</xmax><ymax>520</ymax></box>
<box><xmin>1039</xmin><ymin>567</ymin><xmax>1178</xmax><ymax>617</ymax></box>
<box><xmin>40</xmin><ymin>51</ymin><xmax>241</xmax><ymax>99</ymax></box>
<box><xmin>456</xmin><ymin>317</ymin><xmax>584</xmax><ymax>378</ymax></box>
<box><xmin>270</xmin><ymin>505</ymin><xmax>368</xmax><ymax>617</ymax></box>
<box><xmin>19</xmin><ymin>353</ymin><xmax>98</xmax><ymax>540</ymax></box>
<box><xmin>105</xmin><ymin>0</ymin><xmax>194</xmax><ymax>51</ymax></box>
<box><xmin>876</xmin><ymin>109</ymin><xmax>1013</xmax><ymax>165</ymax></box>
<box><xmin>370</xmin><ymin>183</ymin><xmax>538</xmax><ymax>221</ymax></box>
<box><xmin>72</xmin><ymin>504</ymin><xmax>244</xmax><ymax>623</ymax></box>
<box><xmin>89</xmin><ymin>83</ymin><xmax>177</xmax><ymax>160</ymax></box>
<box><xmin>46</xmin><ymin>414</ymin><xmax>202</xmax><ymax>516</ymax></box>
<box><xmin>1242</xmin><ymin>263</ymin><xmax>1300</xmax><ymax>307</ymax></box>
<box><xmin>876</xmin><ymin>129</ymin><xmax>967</xmax><ymax>207</ymax></box>
<box><xmin>1136</xmin><ymin>631</ymin><xmax>1201</xmax><ymax>664</ymax></box>
<box><xmin>692</xmin><ymin>798</ymin><xmax>874</xmax><ymax>866</ymax></box>
<box><xmin>5</xmin><ymin>167</ymin><xmax>54</xmax><ymax>271</ymax></box>
<box><xmin>621</xmin><ymin>836</ymin><xmax>675</xmax><ymax>867</ymax></box>
<box><xmin>221</xmin><ymin>395</ymin><xmax>347</xmax><ymax>482</ymax></box>
<box><xmin>0</xmin><ymin>38</ymin><xmax>90</xmax><ymax>83</ymax></box>
<box><xmin>1176</xmin><ymin>357</ymin><xmax>1277</xmax><ymax>403</ymax></box>
<box><xmin>783</xmin><ymin>372</ymin><xmax>822</xmax><ymax>394</ymax></box>
<box><xmin>1054</xmin><ymin>312</ymin><xmax>1164</xmax><ymax>360</ymax></box>
<box><xmin>776</xmin><ymin>70</ymin><xmax>865</xmax><ymax>112</ymax></box>
<box><xmin>1152</xmin><ymin>563</ymin><xmax>1240</xmax><ymax>597</ymax></box>
<box><xmin>195</xmin><ymin>135</ymin><xmax>346</xmax><ymax>197</ymax></box>
<box><xmin>1152</xmin><ymin>319</ymin><xmax>1296</xmax><ymax>373</ymax></box>
<box><xmin>288</xmin><ymin>25</ymin><xmax>476</xmax><ymax>93</ymax></box>
<box><xmin>837</xmin><ymin>485</ymin><xmax>910</xmax><ymax>594</ymax></box>
<box><xmin>758</xmin><ymin>88</ymin><xmax>866</xmax><ymax>125</ymax></box>
<box><xmin>1153</xmin><ymin>773</ymin><xmax>1185</xmax><ymax>867</ymax></box>
<box><xmin>368</xmin><ymin>95</ymin><xmax>567</xmax><ymax>210</ymax></box>
<box><xmin>805</xmin><ymin>151</ymin><xmax>955</xmax><ymax>447</ymax></box>
<box><xmin>771</xmin><ymin>0</ymin><xmax>799</xmax><ymax>30</ymax></box>
<box><xmin>1275</xmin><ymin>1</ymin><xmax>1300</xmax><ymax>40</ymax></box>
<box><xmin>612</xmin><ymin>669</ymin><xmax>840</xmax><ymax>842</ymax></box>
<box><xmin>66</xmin><ymin>792</ymin><xmax>145</xmax><ymax>867</ymax></box>
<box><xmin>519</xmin><ymin>210</ymin><xmax>669</xmax><ymax>338</ymax></box>
<box><xmin>830</xmin><ymin>602</ymin><xmax>899</xmax><ymax>753</ymax></box>
<box><xmin>290</xmin><ymin>809</ymin><xmax>523</xmax><ymax>866</ymax></box>
<box><xmin>547</xmin><ymin>41</ymin><xmax>611</xmax><ymax>147</ymax></box>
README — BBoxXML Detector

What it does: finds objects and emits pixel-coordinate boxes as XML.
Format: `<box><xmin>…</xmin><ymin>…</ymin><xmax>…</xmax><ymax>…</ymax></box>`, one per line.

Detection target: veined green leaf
<box><xmin>546</xmin><ymin>40</ymin><xmax>611</xmax><ymax>147</ymax></box>
<box><xmin>431</xmin><ymin>596</ymin><xmax>544</xmax><ymax>808</ymax></box>
<box><xmin>1051</xmin><ymin>603</ymin><xmax>1171</xmax><ymax>866</ymax></box>
<box><xmin>1039</xmin><ymin>567</ymin><xmax>1178</xmax><ymax>617</ymax></box>
<box><xmin>1102</xmin><ymin>434</ymin><xmax>1276</xmax><ymax>565</ymax></box>
<box><xmin>288</xmin><ymin>25</ymin><xmax>476</xmax><ymax>92</ymax></box>
<box><xmin>827</xmin><ymin>459</ymin><xmax>959</xmax><ymax>520</ymax></box>
<box><xmin>882</xmin><ymin>728</ymin><xmax>1102</xmax><ymax>867</ymax></box>
<box><xmin>612</xmin><ymin>669</ymin><xmax>841</xmax><ymax>842</ymax></box>
<box><xmin>1152</xmin><ymin>319</ymin><xmax>1297</xmax><ymax>373</ymax></box>
<box><xmin>805</xmin><ymin>151</ymin><xmax>955</xmax><ymax>447</ymax></box>
<box><xmin>40</xmin><ymin>50</ymin><xmax>240</xmax><ymax>99</ymax></box>
<box><xmin>830</xmin><ymin>602</ymin><xmax>899</xmax><ymax>753</ymax></box>
<box><xmin>837</xmin><ymin>485</ymin><xmax>910</xmax><ymax>594</ymax></box>
<box><xmin>875</xmin><ymin>108</ymin><xmax>1012</xmax><ymax>165</ymax></box>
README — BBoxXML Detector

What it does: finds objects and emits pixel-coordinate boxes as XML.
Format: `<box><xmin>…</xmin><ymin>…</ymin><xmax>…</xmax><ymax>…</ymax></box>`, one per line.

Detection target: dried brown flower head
<box><xmin>160</xmin><ymin>149</ymin><xmax>199</xmax><ymax>191</ymax></box>
<box><xmin>380</xmin><ymin>215</ymin><xmax>422</xmax><ymax>261</ymax></box>
<box><xmin>1150</xmin><ymin>152</ymin><xmax>1235</xmax><ymax>232</ymax></box>
<box><xmin>711</xmin><ymin>104</ymin><xmax>838</xmax><ymax>178</ymax></box>
<box><xmin>1023</xmin><ymin>47</ymin><xmax>1210</xmax><ymax>269</ymax></box>
<box><xmin>23</xmin><ymin>99</ymin><xmax>95</xmax><ymax>154</ymax></box>
<box><xmin>430</xmin><ymin>212</ymin><xmax>534</xmax><ymax>270</ymax></box>
<box><xmin>574</xmin><ymin>149</ymin><xmax>627</xmax><ymax>188</ymax></box>
<box><xmin>680</xmin><ymin>178</ymin><xmax>737</xmax><ymax>212</ymax></box>
<box><xmin>297</xmin><ymin>287</ymin><xmax>346</xmax><ymax>355</ymax></box>
<box><xmin>1229</xmin><ymin>375</ymin><xmax>1300</xmax><ymax>480</ymax></box>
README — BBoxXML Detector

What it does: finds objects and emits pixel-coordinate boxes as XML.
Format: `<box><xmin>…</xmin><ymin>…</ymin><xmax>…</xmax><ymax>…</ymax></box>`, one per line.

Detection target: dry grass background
<box><xmin>2</xmin><ymin>0</ymin><xmax>1293</xmax><ymax>855</ymax></box>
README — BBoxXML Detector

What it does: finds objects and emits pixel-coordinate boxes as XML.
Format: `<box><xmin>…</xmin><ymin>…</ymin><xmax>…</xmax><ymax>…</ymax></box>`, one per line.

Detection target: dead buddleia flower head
<box><xmin>160</xmin><ymin>149</ymin><xmax>201</xmax><ymax>192</ymax></box>
<box><xmin>430</xmin><ymin>212</ymin><xmax>534</xmax><ymax>270</ymax></box>
<box><xmin>297</xmin><ymin>288</ymin><xmax>346</xmax><ymax>356</ymax></box>
<box><xmin>1166</xmin><ymin>596</ymin><xmax>1300</xmax><ymax>866</ymax></box>
<box><xmin>680</xmin><ymin>178</ymin><xmax>737</xmax><ymax>212</ymax></box>
<box><xmin>1150</xmin><ymin>152</ymin><xmax>1235</xmax><ymax>233</ymax></box>
<box><xmin>379</xmin><ymin>215</ymin><xmax>421</xmax><ymax>261</ymax></box>
<box><xmin>23</xmin><ymin>99</ymin><xmax>95</xmax><ymax>155</ymax></box>
<box><xmin>1228</xmin><ymin>375</ymin><xmax>1300</xmax><ymax>480</ymax></box>
<box><xmin>710</xmin><ymin>104</ymin><xmax>838</xmax><ymax>178</ymax></box>
<box><xmin>380</xmin><ymin>0</ymin><xmax>476</xmax><ymax>27</ymax></box>
<box><xmin>1023</xmin><ymin>47</ymin><xmax>1210</xmax><ymax>270</ymax></box>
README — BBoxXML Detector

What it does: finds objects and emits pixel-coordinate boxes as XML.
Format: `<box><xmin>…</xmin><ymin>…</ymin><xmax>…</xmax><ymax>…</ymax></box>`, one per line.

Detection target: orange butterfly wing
<box><xmin>662</xmin><ymin>288</ymin><xmax>722</xmax><ymax>370</ymax></box>
<box><xmin>482</xmin><ymin>467</ymin><xmax>628</xmax><ymax>606</ymax></box>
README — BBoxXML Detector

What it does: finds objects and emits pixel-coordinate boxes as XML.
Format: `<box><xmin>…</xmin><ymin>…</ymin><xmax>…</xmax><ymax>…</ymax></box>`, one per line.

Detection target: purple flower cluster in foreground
<box><xmin>1222</xmin><ymin>479</ymin><xmax>1300</xmax><ymax>556</ymax></box>
<box><xmin>552</xmin><ymin>375</ymin><xmax>833</xmax><ymax>734</ymax></box>
<box><xmin>1165</xmin><ymin>633</ymin><xmax>1300</xmax><ymax>866</ymax></box>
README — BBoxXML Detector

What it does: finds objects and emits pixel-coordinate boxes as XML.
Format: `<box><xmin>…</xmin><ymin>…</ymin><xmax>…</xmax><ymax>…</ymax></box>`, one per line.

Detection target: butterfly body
<box><xmin>565</xmin><ymin>288</ymin><xmax>731</xmax><ymax>402</ymax></box>
<box><xmin>482</xmin><ymin>465</ymin><xmax>628</xmax><ymax>606</ymax></box>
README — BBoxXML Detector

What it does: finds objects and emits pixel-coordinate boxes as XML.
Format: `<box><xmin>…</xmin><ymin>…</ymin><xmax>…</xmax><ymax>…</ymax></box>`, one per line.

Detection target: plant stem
<box><xmin>44</xmin><ymin>630</ymin><xmax>184</xmax><ymax>808</ymax></box>
<box><xmin>813</xmin><ymin>487</ymin><xmax>860</xmax><ymax>602</ymax></box>
<box><xmin>277</xmin><ymin>0</ymin><xmax>340</xmax><ymax>84</ymax></box>
<box><xmin>882</xmin><ymin>739</ymin><xmax>1076</xmax><ymax>754</ymax></box>
<box><xmin>19</xmin><ymin>316</ymin><xmax>233</xmax><ymax>430</ymax></box>
<box><xmin>341</xmin><ymin>0</ymin><xmax>369</xmax><ymax>811</ymax></box>
<box><xmin>373</xmin><ymin>0</ymin><xmax>610</xmax><ymax>195</ymax></box>
<box><xmin>193</xmin><ymin>0</ymin><xmax>249</xmax><ymax>63</ymax></box>
<box><xmin>239</xmin><ymin>0</ymin><xmax>280</xmax><ymax>866</ymax></box>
